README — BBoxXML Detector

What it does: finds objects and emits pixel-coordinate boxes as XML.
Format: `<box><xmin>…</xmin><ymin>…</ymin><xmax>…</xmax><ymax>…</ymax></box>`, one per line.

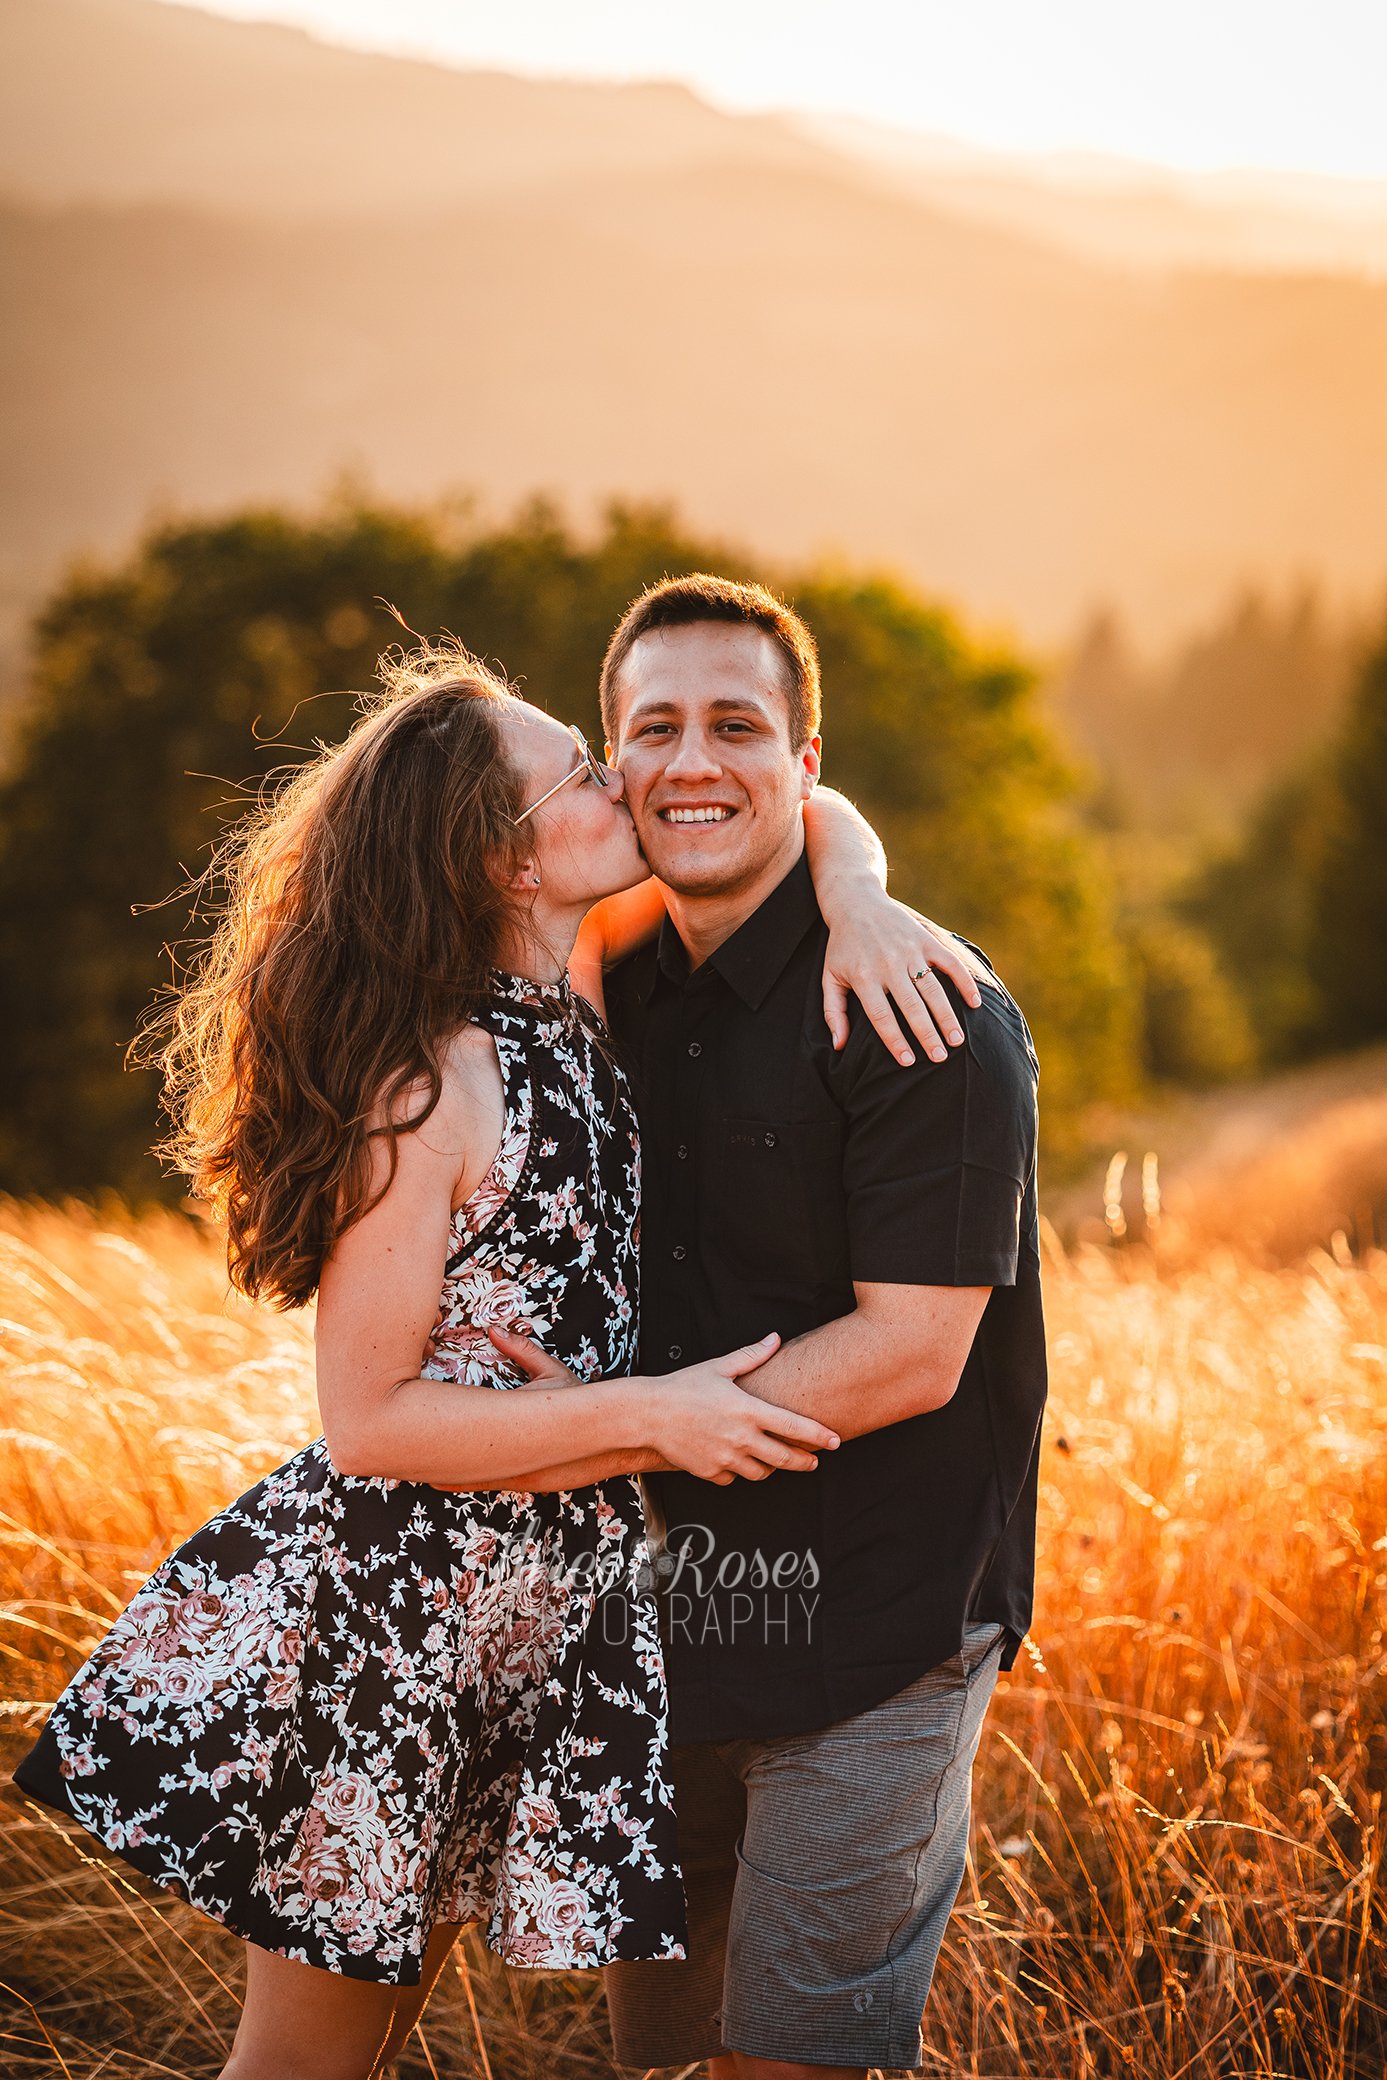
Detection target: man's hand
<box><xmin>488</xmin><ymin>1327</ymin><xmax>840</xmax><ymax>1486</ymax></box>
<box><xmin>823</xmin><ymin>893</ymin><xmax>986</xmax><ymax>1066</ymax></box>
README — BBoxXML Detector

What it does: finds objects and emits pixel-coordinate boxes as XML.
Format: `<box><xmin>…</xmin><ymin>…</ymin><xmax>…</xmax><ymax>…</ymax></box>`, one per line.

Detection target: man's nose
<box><xmin>663</xmin><ymin>731</ymin><xmax>721</xmax><ymax>780</ymax></box>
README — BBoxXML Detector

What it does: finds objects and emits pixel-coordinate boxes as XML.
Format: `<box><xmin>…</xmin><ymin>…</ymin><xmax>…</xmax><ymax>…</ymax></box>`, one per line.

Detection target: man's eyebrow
<box><xmin>626</xmin><ymin>694</ymin><xmax>774</xmax><ymax>720</ymax></box>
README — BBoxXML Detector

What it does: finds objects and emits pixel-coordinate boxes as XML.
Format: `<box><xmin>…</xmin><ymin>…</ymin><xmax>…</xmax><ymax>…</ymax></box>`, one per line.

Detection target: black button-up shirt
<box><xmin>605</xmin><ymin>850</ymin><xmax>1047</xmax><ymax>1744</ymax></box>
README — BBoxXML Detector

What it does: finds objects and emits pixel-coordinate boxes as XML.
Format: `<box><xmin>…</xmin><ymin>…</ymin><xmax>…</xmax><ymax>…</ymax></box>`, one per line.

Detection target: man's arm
<box><xmin>480</xmin><ymin>1283</ymin><xmax>991</xmax><ymax>1453</ymax></box>
<box><xmin>719</xmin><ymin>1281</ymin><xmax>991</xmax><ymax>1442</ymax></box>
<box><xmin>483</xmin><ymin>1283</ymin><xmax>989</xmax><ymax>1464</ymax></box>
<box><xmin>778</xmin><ymin>963</ymin><xmax>1035</xmax><ymax>1440</ymax></box>
<box><xmin>315</xmin><ymin>1088</ymin><xmax>838</xmax><ymax>1491</ymax></box>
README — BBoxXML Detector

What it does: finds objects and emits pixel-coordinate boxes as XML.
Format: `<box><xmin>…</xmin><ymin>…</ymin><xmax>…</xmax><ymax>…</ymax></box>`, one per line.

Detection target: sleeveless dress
<box><xmin>13</xmin><ymin>971</ymin><xmax>688</xmax><ymax>1984</ymax></box>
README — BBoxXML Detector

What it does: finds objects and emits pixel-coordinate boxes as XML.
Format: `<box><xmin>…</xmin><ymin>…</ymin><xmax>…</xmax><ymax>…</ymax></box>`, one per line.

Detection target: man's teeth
<box><xmin>662</xmin><ymin>807</ymin><xmax>731</xmax><ymax>823</ymax></box>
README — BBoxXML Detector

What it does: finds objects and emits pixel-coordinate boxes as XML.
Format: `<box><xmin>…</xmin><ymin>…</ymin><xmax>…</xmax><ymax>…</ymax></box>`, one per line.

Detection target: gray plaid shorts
<box><xmin>603</xmin><ymin>1619</ymin><xmax>1005</xmax><ymax>2072</ymax></box>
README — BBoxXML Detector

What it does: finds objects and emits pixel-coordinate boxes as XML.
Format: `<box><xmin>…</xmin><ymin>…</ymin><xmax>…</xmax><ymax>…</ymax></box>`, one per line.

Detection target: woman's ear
<box><xmin>507</xmin><ymin>850</ymin><xmax>542</xmax><ymax>892</ymax></box>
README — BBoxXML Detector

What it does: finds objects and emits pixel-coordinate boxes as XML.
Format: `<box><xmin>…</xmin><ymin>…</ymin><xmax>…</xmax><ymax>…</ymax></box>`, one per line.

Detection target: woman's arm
<box><xmin>804</xmin><ymin>786</ymin><xmax>988</xmax><ymax>1068</ymax></box>
<box><xmin>569</xmin><ymin>791</ymin><xmax>988</xmax><ymax>1068</ymax></box>
<box><xmin>568</xmin><ymin>879</ymin><xmax>668</xmax><ymax>1019</ymax></box>
<box><xmin>314</xmin><ymin>1057</ymin><xmax>837</xmax><ymax>1493</ymax></box>
<box><xmin>431</xmin><ymin>1443</ymin><xmax>677</xmax><ymax>1494</ymax></box>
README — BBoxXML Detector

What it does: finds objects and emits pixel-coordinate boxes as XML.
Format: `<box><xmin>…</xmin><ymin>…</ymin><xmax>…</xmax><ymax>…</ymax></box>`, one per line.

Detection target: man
<box><xmin>595</xmin><ymin>575</ymin><xmax>1046</xmax><ymax>2079</ymax></box>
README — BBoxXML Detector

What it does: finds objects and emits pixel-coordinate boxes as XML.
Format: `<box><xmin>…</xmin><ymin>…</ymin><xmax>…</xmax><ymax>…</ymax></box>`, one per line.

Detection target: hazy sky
<box><xmin>164</xmin><ymin>0</ymin><xmax>1387</xmax><ymax>179</ymax></box>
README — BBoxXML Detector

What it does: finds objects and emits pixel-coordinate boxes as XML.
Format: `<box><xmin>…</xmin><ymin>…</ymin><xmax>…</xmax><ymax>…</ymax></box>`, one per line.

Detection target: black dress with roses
<box><xmin>13</xmin><ymin>973</ymin><xmax>687</xmax><ymax>1984</ymax></box>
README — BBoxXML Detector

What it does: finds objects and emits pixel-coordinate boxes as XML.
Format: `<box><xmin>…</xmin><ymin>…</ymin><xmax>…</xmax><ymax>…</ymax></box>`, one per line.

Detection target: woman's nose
<box><xmin>602</xmin><ymin>760</ymin><xmax>626</xmax><ymax>802</ymax></box>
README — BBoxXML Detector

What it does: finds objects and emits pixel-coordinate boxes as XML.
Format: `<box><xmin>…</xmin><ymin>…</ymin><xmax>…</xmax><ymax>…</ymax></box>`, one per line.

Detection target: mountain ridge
<box><xmin>3</xmin><ymin>0</ymin><xmax>1387</xmax><ymax>661</ymax></box>
<box><xmin>0</xmin><ymin>0</ymin><xmax>837</xmax><ymax>218</ymax></box>
<box><xmin>794</xmin><ymin>111</ymin><xmax>1387</xmax><ymax>277</ymax></box>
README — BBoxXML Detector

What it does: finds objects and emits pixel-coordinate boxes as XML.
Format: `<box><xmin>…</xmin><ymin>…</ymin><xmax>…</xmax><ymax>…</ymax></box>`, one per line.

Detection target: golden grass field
<box><xmin>0</xmin><ymin>1195</ymin><xmax>1383</xmax><ymax>2079</ymax></box>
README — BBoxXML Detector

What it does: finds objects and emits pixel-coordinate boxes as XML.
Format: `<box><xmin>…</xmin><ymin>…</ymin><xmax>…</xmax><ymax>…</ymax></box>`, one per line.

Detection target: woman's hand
<box><xmin>642</xmin><ymin>1334</ymin><xmax>842</xmax><ymax>1485</ymax></box>
<box><xmin>489</xmin><ymin>1327</ymin><xmax>840</xmax><ymax>1485</ymax></box>
<box><xmin>823</xmin><ymin>895</ymin><xmax>986</xmax><ymax>1067</ymax></box>
<box><xmin>801</xmin><ymin>783</ymin><xmax>986</xmax><ymax>1066</ymax></box>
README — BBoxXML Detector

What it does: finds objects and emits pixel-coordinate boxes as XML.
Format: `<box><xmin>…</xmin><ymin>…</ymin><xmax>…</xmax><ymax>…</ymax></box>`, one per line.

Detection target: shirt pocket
<box><xmin>715</xmin><ymin>1117</ymin><xmax>844</xmax><ymax>1294</ymax></box>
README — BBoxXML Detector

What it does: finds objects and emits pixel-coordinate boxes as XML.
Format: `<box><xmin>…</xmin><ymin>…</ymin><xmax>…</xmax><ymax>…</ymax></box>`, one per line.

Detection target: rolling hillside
<box><xmin>4</xmin><ymin>0</ymin><xmax>1387</xmax><ymax>658</ymax></box>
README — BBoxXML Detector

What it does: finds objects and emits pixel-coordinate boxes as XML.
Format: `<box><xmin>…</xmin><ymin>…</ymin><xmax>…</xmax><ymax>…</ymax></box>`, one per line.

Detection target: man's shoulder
<box><xmin>848</xmin><ymin>930</ymin><xmax>1029</xmax><ymax>1041</ymax></box>
<box><xmin>951</xmin><ymin>939</ymin><xmax>1038</xmax><ymax>1071</ymax></box>
<box><xmin>835</xmin><ymin>932</ymin><xmax>1037</xmax><ymax>1108</ymax></box>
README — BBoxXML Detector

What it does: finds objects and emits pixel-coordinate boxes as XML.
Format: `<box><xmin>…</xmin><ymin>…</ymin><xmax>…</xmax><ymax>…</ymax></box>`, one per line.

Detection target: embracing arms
<box><xmin>804</xmin><ymin>787</ymin><xmax>988</xmax><ymax>1065</ymax></box>
<box><xmin>572</xmin><ymin>784</ymin><xmax>985</xmax><ymax>1062</ymax></box>
<box><xmin>685</xmin><ymin>1282</ymin><xmax>990</xmax><ymax>1442</ymax></box>
<box><xmin>500</xmin><ymin>1285</ymin><xmax>989</xmax><ymax>1452</ymax></box>
<box><xmin>501</xmin><ymin>974</ymin><xmax>1034</xmax><ymax>1453</ymax></box>
<box><xmin>313</xmin><ymin>1033</ymin><xmax>839</xmax><ymax>1494</ymax></box>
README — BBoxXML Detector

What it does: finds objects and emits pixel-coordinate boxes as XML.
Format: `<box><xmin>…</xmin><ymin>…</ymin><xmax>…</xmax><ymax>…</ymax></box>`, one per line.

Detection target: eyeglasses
<box><xmin>510</xmin><ymin>726</ymin><xmax>610</xmax><ymax>824</ymax></box>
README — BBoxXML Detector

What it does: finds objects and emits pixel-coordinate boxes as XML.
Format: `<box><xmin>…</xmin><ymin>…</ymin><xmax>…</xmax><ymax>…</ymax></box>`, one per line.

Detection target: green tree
<box><xmin>1125</xmin><ymin>915</ymin><xmax>1256</xmax><ymax>1086</ymax></box>
<box><xmin>1181</xmin><ymin>762</ymin><xmax>1333</xmax><ymax>1065</ymax></box>
<box><xmin>1306</xmin><ymin>625</ymin><xmax>1387</xmax><ymax>1046</ymax></box>
<box><xmin>0</xmin><ymin>498</ymin><xmax>1135</xmax><ymax>1198</ymax></box>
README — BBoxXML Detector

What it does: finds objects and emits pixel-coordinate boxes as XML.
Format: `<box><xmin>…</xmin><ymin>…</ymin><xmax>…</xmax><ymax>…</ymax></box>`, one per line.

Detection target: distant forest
<box><xmin>0</xmin><ymin>495</ymin><xmax>1383</xmax><ymax>1204</ymax></box>
<box><xmin>1048</xmin><ymin>588</ymin><xmax>1369</xmax><ymax>827</ymax></box>
<box><xmin>1046</xmin><ymin>587</ymin><xmax>1387</xmax><ymax>1069</ymax></box>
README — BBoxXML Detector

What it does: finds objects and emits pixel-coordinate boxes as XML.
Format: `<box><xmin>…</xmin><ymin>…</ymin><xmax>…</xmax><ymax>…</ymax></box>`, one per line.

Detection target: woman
<box><xmin>13</xmin><ymin>639</ymin><xmax>973</xmax><ymax>2079</ymax></box>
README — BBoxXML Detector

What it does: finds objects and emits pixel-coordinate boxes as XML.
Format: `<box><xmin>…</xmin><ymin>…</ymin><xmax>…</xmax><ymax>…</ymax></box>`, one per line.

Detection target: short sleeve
<box><xmin>832</xmin><ymin>978</ymin><xmax>1038</xmax><ymax>1288</ymax></box>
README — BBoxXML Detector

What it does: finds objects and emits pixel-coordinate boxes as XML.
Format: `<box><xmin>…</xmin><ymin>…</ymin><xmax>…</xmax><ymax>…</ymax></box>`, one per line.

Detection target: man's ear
<box><xmin>799</xmin><ymin>734</ymin><xmax>823</xmax><ymax>798</ymax></box>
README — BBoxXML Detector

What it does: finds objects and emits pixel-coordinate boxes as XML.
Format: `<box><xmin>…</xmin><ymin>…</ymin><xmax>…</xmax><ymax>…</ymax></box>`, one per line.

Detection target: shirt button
<box><xmin>676</xmin><ymin>1144</ymin><xmax>689</xmax><ymax>1160</ymax></box>
<box><xmin>668</xmin><ymin>1344</ymin><xmax>682</xmax><ymax>1361</ymax></box>
<box><xmin>672</xmin><ymin>1244</ymin><xmax>687</xmax><ymax>1261</ymax></box>
<box><xmin>687</xmin><ymin>1040</ymin><xmax>702</xmax><ymax>1058</ymax></box>
<box><xmin>763</xmin><ymin>1131</ymin><xmax>778</xmax><ymax>1149</ymax></box>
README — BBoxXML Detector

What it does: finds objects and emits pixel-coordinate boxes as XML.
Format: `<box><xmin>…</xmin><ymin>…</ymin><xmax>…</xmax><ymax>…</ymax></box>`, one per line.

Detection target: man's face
<box><xmin>608</xmin><ymin>622</ymin><xmax>821</xmax><ymax>898</ymax></box>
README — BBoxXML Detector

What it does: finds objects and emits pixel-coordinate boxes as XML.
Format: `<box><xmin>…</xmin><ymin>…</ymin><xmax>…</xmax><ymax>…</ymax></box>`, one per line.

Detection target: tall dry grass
<box><xmin>0</xmin><ymin>1197</ymin><xmax>1384</xmax><ymax>2078</ymax></box>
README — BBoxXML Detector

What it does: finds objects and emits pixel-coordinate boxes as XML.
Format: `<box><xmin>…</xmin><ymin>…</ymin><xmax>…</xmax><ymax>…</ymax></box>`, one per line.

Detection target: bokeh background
<box><xmin>1</xmin><ymin>3</ymin><xmax>1386</xmax><ymax>2075</ymax></box>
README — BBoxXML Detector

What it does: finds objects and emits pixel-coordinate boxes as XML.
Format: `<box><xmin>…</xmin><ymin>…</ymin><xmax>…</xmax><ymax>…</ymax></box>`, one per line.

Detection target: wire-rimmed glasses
<box><xmin>510</xmin><ymin>726</ymin><xmax>610</xmax><ymax>825</ymax></box>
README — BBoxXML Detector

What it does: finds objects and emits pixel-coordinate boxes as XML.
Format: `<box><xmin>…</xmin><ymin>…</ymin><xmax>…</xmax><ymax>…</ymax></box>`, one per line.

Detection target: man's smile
<box><xmin>656</xmin><ymin>804</ymin><xmax>738</xmax><ymax>824</ymax></box>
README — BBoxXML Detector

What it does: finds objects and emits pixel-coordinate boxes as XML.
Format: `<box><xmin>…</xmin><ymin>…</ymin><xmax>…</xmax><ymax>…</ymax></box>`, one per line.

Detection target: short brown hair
<box><xmin>600</xmin><ymin>573</ymin><xmax>822</xmax><ymax>749</ymax></box>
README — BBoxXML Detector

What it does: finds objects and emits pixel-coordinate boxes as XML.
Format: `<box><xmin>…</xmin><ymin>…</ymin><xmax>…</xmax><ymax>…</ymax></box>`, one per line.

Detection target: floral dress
<box><xmin>13</xmin><ymin>972</ymin><xmax>687</xmax><ymax>1985</ymax></box>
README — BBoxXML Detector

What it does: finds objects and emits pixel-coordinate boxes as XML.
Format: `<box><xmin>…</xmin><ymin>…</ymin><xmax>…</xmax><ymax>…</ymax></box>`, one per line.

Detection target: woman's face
<box><xmin>503</xmin><ymin>701</ymin><xmax>647</xmax><ymax>909</ymax></box>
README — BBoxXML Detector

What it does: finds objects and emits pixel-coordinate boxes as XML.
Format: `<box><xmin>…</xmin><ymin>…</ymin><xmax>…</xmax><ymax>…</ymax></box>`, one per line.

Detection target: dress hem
<box><xmin>8</xmin><ymin>1767</ymin><xmax>685</xmax><ymax>1983</ymax></box>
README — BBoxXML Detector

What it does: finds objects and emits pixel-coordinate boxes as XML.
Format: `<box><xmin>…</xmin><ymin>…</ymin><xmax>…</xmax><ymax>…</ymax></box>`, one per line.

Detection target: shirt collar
<box><xmin>654</xmin><ymin>849</ymin><xmax>822</xmax><ymax>1011</ymax></box>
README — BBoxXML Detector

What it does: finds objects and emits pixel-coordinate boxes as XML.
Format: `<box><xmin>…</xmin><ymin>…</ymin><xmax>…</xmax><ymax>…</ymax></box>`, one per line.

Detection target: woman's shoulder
<box><xmin>433</xmin><ymin>1022</ymin><xmax>506</xmax><ymax>1129</ymax></box>
<box><xmin>357</xmin><ymin>1025</ymin><xmax>505</xmax><ymax>1181</ymax></box>
<box><xmin>369</xmin><ymin>1026</ymin><xmax>507</xmax><ymax>1214</ymax></box>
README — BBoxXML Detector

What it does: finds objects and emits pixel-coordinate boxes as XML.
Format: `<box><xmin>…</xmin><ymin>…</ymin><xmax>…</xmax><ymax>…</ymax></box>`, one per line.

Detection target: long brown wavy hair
<box><xmin>152</xmin><ymin>640</ymin><xmax>531</xmax><ymax>1309</ymax></box>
